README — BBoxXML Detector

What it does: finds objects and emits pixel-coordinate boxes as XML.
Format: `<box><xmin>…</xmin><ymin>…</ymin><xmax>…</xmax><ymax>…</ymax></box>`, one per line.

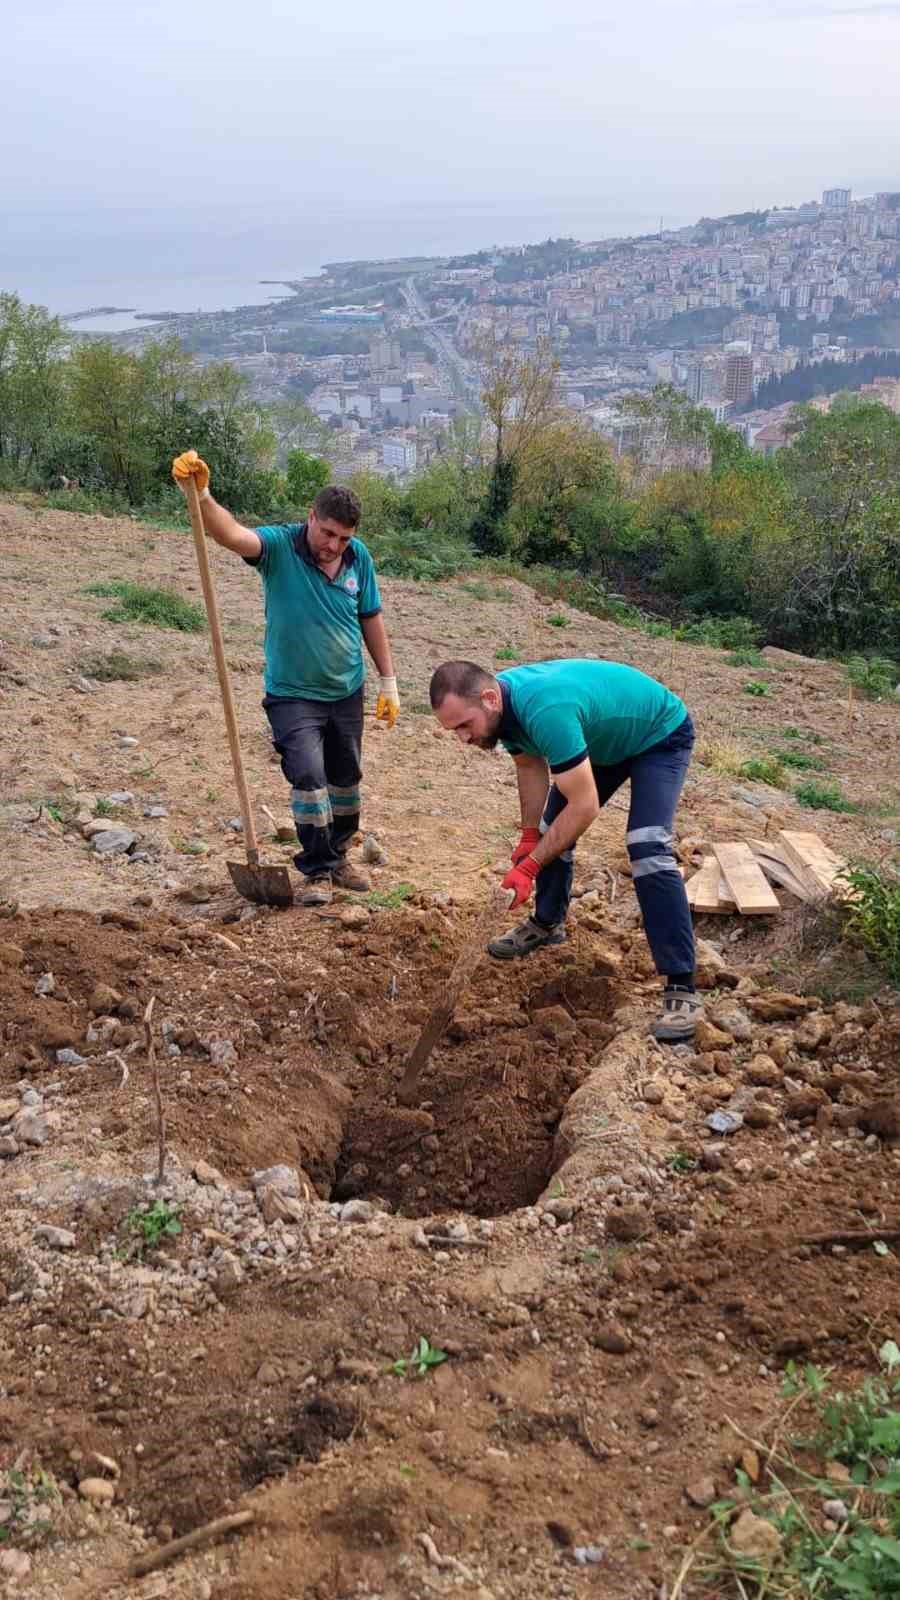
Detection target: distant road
<box><xmin>401</xmin><ymin>276</ymin><xmax>481</xmax><ymax>405</ymax></box>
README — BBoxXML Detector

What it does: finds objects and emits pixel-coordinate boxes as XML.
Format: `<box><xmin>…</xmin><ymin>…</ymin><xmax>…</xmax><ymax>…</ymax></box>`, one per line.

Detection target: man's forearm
<box><xmin>196</xmin><ymin>495</ymin><xmax>261</xmax><ymax>559</ymax></box>
<box><xmin>361</xmin><ymin>613</ymin><xmax>394</xmax><ymax>677</ymax></box>
<box><xmin>515</xmin><ymin>757</ymin><xmax>550</xmax><ymax>828</ymax></box>
<box><xmin>531</xmin><ymin>801</ymin><xmax>597</xmax><ymax>867</ymax></box>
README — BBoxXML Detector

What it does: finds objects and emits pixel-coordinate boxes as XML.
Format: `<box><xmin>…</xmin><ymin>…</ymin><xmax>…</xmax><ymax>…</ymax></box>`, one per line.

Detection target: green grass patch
<box><xmin>847</xmin><ymin>654</ymin><xmax>900</xmax><ymax>702</ymax></box>
<box><xmin>725</xmin><ymin>648</ymin><xmax>766</xmax><ymax>668</ymax></box>
<box><xmin>125</xmin><ymin>1200</ymin><xmax>182</xmax><ymax>1256</ymax></box>
<box><xmin>459</xmin><ymin>578</ymin><xmax>515</xmax><ymax>602</ymax></box>
<box><xmin>77</xmin><ymin>650</ymin><xmax>164</xmax><ymax>681</ymax></box>
<box><xmin>795</xmin><ymin>779</ymin><xmax>855</xmax><ymax>812</ymax></box>
<box><xmin>842</xmin><ymin>864</ymin><xmax>900</xmax><ymax>986</ymax></box>
<box><xmin>743</xmin><ymin>679</ymin><xmax>772</xmax><ymax>698</ymax></box>
<box><xmin>782</xmin><ymin>725</ymin><xmax>825</xmax><ymax>744</ymax></box>
<box><xmin>545</xmin><ymin>613</ymin><xmax>568</xmax><ymax>628</ymax></box>
<box><xmin>367</xmin><ymin>881</ymin><xmax>415</xmax><ymax>910</ymax></box>
<box><xmin>84</xmin><ymin>581</ymin><xmax>205</xmax><ymax>633</ymax></box>
<box><xmin>777</xmin><ymin>747</ymin><xmax>827</xmax><ymax>771</ymax></box>
<box><xmin>494</xmin><ymin>644</ymin><xmax>519</xmax><ymax>661</ymax></box>
<box><xmin>738</xmin><ymin>755</ymin><xmax>787</xmax><ymax>787</ymax></box>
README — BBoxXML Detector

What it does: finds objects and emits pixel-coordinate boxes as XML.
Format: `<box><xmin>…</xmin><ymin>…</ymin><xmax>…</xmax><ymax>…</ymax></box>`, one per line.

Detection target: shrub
<box><xmin>738</xmin><ymin>755</ymin><xmax>786</xmax><ymax>787</ymax></box>
<box><xmin>795</xmin><ymin>779</ymin><xmax>855</xmax><ymax>812</ymax></box>
<box><xmin>78</xmin><ymin>651</ymin><xmax>164</xmax><ymax>681</ymax></box>
<box><xmin>842</xmin><ymin>864</ymin><xmax>900</xmax><ymax>984</ymax></box>
<box><xmin>847</xmin><ymin>655</ymin><xmax>899</xmax><ymax>702</ymax></box>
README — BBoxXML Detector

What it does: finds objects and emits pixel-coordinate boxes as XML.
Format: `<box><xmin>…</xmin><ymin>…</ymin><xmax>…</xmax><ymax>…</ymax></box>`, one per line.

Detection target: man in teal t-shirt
<box><xmin>430</xmin><ymin>658</ymin><xmax>701</xmax><ymax>1042</ymax></box>
<box><xmin>173</xmin><ymin>451</ymin><xmax>399</xmax><ymax>906</ymax></box>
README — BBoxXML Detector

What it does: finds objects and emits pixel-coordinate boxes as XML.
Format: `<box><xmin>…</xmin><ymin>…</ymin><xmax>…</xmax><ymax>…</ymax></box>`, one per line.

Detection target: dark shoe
<box><xmin>332</xmin><ymin>859</ymin><xmax>371</xmax><ymax>893</ymax></box>
<box><xmin>298</xmin><ymin>874</ymin><xmax>332</xmax><ymax>906</ymax></box>
<box><xmin>488</xmin><ymin>916</ymin><xmax>567</xmax><ymax>960</ymax></box>
<box><xmin>651</xmin><ymin>989</ymin><xmax>704</xmax><ymax>1043</ymax></box>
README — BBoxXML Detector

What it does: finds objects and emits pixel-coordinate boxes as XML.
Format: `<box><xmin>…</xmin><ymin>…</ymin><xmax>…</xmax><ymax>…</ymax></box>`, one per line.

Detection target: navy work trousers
<box><xmin>264</xmin><ymin>689</ymin><xmax>364</xmax><ymax>878</ymax></box>
<box><xmin>535</xmin><ymin>714</ymin><xmax>696</xmax><ymax>978</ymax></box>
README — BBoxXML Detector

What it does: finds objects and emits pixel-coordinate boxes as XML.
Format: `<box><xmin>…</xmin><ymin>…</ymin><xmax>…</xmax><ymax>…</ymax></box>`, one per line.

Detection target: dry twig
<box><xmin>143</xmin><ymin>996</ymin><xmax>166</xmax><ymax>1185</ymax></box>
<box><xmin>127</xmin><ymin>1510</ymin><xmax>255</xmax><ymax>1578</ymax></box>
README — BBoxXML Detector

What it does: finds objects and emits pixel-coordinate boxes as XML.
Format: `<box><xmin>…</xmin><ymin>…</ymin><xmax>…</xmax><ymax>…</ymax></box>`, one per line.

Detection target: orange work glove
<box><xmin>171</xmin><ymin>450</ymin><xmax>210</xmax><ymax>497</ymax></box>
<box><xmin>374</xmin><ymin>675</ymin><xmax>400</xmax><ymax>729</ymax></box>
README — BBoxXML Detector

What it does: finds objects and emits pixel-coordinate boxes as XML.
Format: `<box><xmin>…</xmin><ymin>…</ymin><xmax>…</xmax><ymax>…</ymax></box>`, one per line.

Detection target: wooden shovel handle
<box><xmin>183</xmin><ymin>477</ymin><xmax>259</xmax><ymax>862</ymax></box>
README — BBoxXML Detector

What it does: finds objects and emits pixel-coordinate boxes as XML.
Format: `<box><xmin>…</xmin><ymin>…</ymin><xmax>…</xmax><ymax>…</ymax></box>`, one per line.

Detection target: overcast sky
<box><xmin>5</xmin><ymin>0</ymin><xmax>900</xmax><ymax>262</ymax></box>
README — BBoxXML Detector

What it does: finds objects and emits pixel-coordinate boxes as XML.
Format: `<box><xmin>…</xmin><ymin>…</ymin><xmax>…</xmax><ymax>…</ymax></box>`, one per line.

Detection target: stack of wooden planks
<box><xmin>685</xmin><ymin>830</ymin><xmax>849</xmax><ymax>916</ymax></box>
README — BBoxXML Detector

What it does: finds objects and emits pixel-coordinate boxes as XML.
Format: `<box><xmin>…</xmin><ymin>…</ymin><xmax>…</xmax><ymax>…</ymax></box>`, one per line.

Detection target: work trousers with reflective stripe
<box><xmin>535</xmin><ymin>713</ymin><xmax>695</xmax><ymax>979</ymax></box>
<box><xmin>264</xmin><ymin>689</ymin><xmax>364</xmax><ymax>878</ymax></box>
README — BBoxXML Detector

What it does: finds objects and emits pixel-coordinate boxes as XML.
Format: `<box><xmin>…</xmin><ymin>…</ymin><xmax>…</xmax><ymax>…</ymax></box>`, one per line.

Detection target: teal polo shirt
<box><xmin>246</xmin><ymin>522</ymin><xmax>382</xmax><ymax>701</ymax></box>
<box><xmin>498</xmin><ymin>660</ymin><xmax>686</xmax><ymax>772</ymax></box>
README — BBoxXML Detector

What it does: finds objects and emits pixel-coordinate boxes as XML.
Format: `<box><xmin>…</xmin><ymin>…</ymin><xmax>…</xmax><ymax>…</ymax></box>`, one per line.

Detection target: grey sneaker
<box><xmin>651</xmin><ymin>989</ymin><xmax>704</xmax><ymax>1043</ymax></box>
<box><xmin>332</xmin><ymin>859</ymin><xmax>371</xmax><ymax>893</ymax></box>
<box><xmin>488</xmin><ymin>916</ymin><xmax>567</xmax><ymax>960</ymax></box>
<box><xmin>298</xmin><ymin>874</ymin><xmax>332</xmax><ymax>906</ymax></box>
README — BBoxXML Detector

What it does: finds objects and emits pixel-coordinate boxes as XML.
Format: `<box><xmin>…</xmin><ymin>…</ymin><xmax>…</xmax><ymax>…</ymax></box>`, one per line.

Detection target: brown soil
<box><xmin>1</xmin><ymin>498</ymin><xmax>899</xmax><ymax>1600</ymax></box>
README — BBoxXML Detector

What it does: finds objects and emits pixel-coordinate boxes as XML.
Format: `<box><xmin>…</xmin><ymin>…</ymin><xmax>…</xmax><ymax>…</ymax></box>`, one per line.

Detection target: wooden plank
<box><xmin>747</xmin><ymin>840</ymin><xmax>816</xmax><ymax>903</ymax></box>
<box><xmin>713</xmin><ymin>841</ymin><xmax>781</xmax><ymax>915</ymax></box>
<box><xmin>686</xmin><ymin>856</ymin><xmax>736</xmax><ymax>913</ymax></box>
<box><xmin>777</xmin><ymin>830</ymin><xmax>850</xmax><ymax>900</ymax></box>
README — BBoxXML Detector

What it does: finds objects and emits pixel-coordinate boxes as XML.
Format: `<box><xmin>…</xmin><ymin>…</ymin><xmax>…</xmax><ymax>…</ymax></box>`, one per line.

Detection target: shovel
<box><xmin>396</xmin><ymin>886</ymin><xmax>515</xmax><ymax>1105</ymax></box>
<box><xmin>183</xmin><ymin>475</ymin><xmax>293</xmax><ymax>908</ymax></box>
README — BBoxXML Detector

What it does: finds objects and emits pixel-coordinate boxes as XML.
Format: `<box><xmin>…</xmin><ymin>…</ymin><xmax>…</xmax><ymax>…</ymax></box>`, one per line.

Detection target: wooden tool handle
<box><xmin>183</xmin><ymin>477</ymin><xmax>260</xmax><ymax>863</ymax></box>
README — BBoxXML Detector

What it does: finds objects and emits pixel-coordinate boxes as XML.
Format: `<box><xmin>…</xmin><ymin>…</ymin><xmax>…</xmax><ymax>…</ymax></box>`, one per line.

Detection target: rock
<box><xmin>56</xmin><ymin>1047</ymin><xmax>88</xmax><ymax>1066</ymax></box>
<box><xmin>642</xmin><ymin>1081</ymin><xmax>665</xmax><ymax>1105</ymax></box>
<box><xmin>78</xmin><ymin>1477</ymin><xmax>115</xmax><ymax>1505</ymax></box>
<box><xmin>340</xmin><ymin>1199</ymin><xmax>376</xmax><ymax>1224</ymax></box>
<box><xmin>594</xmin><ymin>1324</ymin><xmax>629</xmax><ymax>1354</ymax></box>
<box><xmin>0</xmin><ymin>1549</ymin><xmax>31</xmax><ymax>1584</ymax></box>
<box><xmin>225</xmin><ymin>816</ymin><xmax>243</xmax><ymax>831</ymax></box>
<box><xmin>255</xmin><ymin>1361</ymin><xmax>281</xmax><ymax>1385</ymax></box>
<box><xmin>81</xmin><ymin>818</ymin><xmax>113</xmax><ymax>839</ymax></box>
<box><xmin>695</xmin><ymin>1018</ymin><xmax>733</xmax><ymax>1051</ymax></box>
<box><xmin>543</xmin><ymin>1197</ymin><xmax>577</xmax><ymax>1222</ymax></box>
<box><xmin>730</xmin><ymin>1509</ymin><xmax>782</xmax><ymax>1564</ymax></box>
<box><xmin>12</xmin><ymin>1108</ymin><xmax>48</xmax><ymax>1146</ymax></box>
<box><xmin>744</xmin><ymin>1102</ymin><xmax>777</xmax><ymax>1129</ymax></box>
<box><xmin>251</xmin><ymin>1164</ymin><xmax>301</xmax><ymax>1197</ymax></box>
<box><xmin>746</xmin><ymin>1053</ymin><xmax>782</xmax><ymax>1087</ymax></box>
<box><xmin>144</xmin><ymin>804</ymin><xmax>169</xmax><ymax>818</ymax></box>
<box><xmin>533</xmin><ymin>1005</ymin><xmax>578</xmax><ymax>1041</ymax></box>
<box><xmin>794</xmin><ymin>1013</ymin><xmax>833</xmax><ymax>1051</ymax></box>
<box><xmin>259</xmin><ymin>1184</ymin><xmax>306</xmax><ymax>1224</ymax></box>
<box><xmin>606</xmin><ymin>1205</ymin><xmax>649</xmax><ymax>1242</ymax></box>
<box><xmin>89</xmin><ymin>983</ymin><xmax>122</xmax><ymax>1015</ymax></box>
<box><xmin>706</xmin><ymin>1110</ymin><xmax>743</xmax><ymax>1136</ymax></box>
<box><xmin>340</xmin><ymin>905</ymin><xmax>370</xmax><ymax>929</ymax></box>
<box><xmin>747</xmin><ymin>993</ymin><xmax>813</xmax><ymax>1023</ymax></box>
<box><xmin>858</xmin><ymin>1098</ymin><xmax>900</xmax><ymax>1140</ymax></box>
<box><xmin>572</xmin><ymin>1546</ymin><xmax>605</xmax><ymax>1566</ymax></box>
<box><xmin>118</xmin><ymin>736</ymin><xmax>139</xmax><ymax>748</ymax></box>
<box><xmin>212</xmin><ymin>1252</ymin><xmax>244</xmax><ymax>1300</ymax></box>
<box><xmin>362</xmin><ymin>834</ymin><xmax>388</xmax><ymax>865</ymax></box>
<box><xmin>685</xmin><ymin>1476</ymin><xmax>717</xmax><ymax>1509</ymax></box>
<box><xmin>34</xmin><ymin>1225</ymin><xmax>76</xmax><ymax>1250</ymax></box>
<box><xmin>31</xmin><ymin>632</ymin><xmax>55</xmax><ymax>648</ymax></box>
<box><xmin>106</xmin><ymin>791</ymin><xmax>134</xmax><ymax>806</ymax></box>
<box><xmin>701</xmin><ymin>1143</ymin><xmax>723</xmax><ymax>1171</ymax></box>
<box><xmin>75</xmin><ymin>676</ymin><xmax>97</xmax><ymax>693</ymax></box>
<box><xmin>208</xmin><ymin>1037</ymin><xmax>238</xmax><ymax>1068</ymax></box>
<box><xmin>0</xmin><ymin>1137</ymin><xmax>19</xmax><ymax>1157</ymax></box>
<box><xmin>34</xmin><ymin>971</ymin><xmax>55</xmax><ymax>997</ymax></box>
<box><xmin>785</xmin><ymin>1088</ymin><xmax>829</xmax><ymax>1122</ymax></box>
<box><xmin>0</xmin><ymin>942</ymin><xmax>24</xmax><ymax>967</ymax></box>
<box><xmin>0</xmin><ymin>1098</ymin><xmax>19</xmax><ymax>1123</ymax></box>
<box><xmin>709</xmin><ymin>1003</ymin><xmax>753</xmax><ymax>1042</ymax></box>
<box><xmin>822</xmin><ymin>1499</ymin><xmax>849</xmax><ymax>1524</ymax></box>
<box><xmin>192</xmin><ymin>1159</ymin><xmax>223</xmax><ymax>1187</ymax></box>
<box><xmin>92</xmin><ymin>828</ymin><xmax>137</xmax><ymax>856</ymax></box>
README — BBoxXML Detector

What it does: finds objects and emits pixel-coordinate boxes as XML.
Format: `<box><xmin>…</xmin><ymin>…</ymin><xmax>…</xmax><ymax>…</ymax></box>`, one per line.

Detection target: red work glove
<box><xmin>502</xmin><ymin>854</ymin><xmax>540</xmax><ymax>909</ymax></box>
<box><xmin>511</xmin><ymin>827</ymin><xmax>541</xmax><ymax>867</ymax></box>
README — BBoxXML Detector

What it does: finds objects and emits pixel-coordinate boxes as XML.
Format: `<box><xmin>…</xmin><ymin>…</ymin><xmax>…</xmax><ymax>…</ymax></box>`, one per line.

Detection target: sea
<box><xmin>2</xmin><ymin>202</ymin><xmax>678</xmax><ymax>332</ymax></box>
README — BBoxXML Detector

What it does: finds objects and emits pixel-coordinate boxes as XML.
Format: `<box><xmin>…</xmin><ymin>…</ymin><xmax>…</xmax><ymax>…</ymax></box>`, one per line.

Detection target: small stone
<box><xmin>89</xmin><ymin>983</ymin><xmax>122</xmax><ymax>1015</ymax></box>
<box><xmin>208</xmin><ymin>1037</ymin><xmax>238</xmax><ymax>1067</ymax></box>
<box><xmin>0</xmin><ymin>1549</ymin><xmax>31</xmax><ymax>1583</ymax></box>
<box><xmin>822</xmin><ymin>1499</ymin><xmax>849</xmax><ymax>1524</ymax></box>
<box><xmin>56</xmin><ymin>1047</ymin><xmax>88</xmax><ymax>1066</ymax></box>
<box><xmin>259</xmin><ymin>1185</ymin><xmax>306</xmax><ymax>1224</ymax></box>
<box><xmin>192</xmin><ymin>1159</ymin><xmax>223</xmax><ymax>1187</ymax></box>
<box><xmin>225</xmin><ymin>816</ymin><xmax>243</xmax><ymax>831</ymax></box>
<box><xmin>695</xmin><ymin>1018</ymin><xmax>733</xmax><ymax>1051</ymax></box>
<box><xmin>709</xmin><ymin>1004</ymin><xmax>753</xmax><ymax>1042</ymax></box>
<box><xmin>75</xmin><ymin>676</ymin><xmax>97</xmax><ymax>693</ymax></box>
<box><xmin>118</xmin><ymin>736</ymin><xmax>139</xmax><ymax>748</ymax></box>
<box><xmin>706</xmin><ymin>1110</ymin><xmax>743</xmax><ymax>1136</ymax></box>
<box><xmin>361</xmin><ymin>834</ymin><xmax>389</xmax><ymax>865</ymax></box>
<box><xmin>144</xmin><ymin>804</ymin><xmax>169</xmax><ymax>818</ymax></box>
<box><xmin>730</xmin><ymin>1508</ymin><xmax>782</xmax><ymax>1564</ymax></box>
<box><xmin>744</xmin><ymin>1102</ymin><xmax>777</xmax><ymax>1129</ymax></box>
<box><xmin>32</xmin><ymin>632</ymin><xmax>55</xmax><ymax>648</ymax></box>
<box><xmin>255</xmin><ymin>1361</ymin><xmax>281</xmax><ymax>1385</ymax></box>
<box><xmin>701</xmin><ymin>1143</ymin><xmax>724</xmax><ymax>1171</ymax></box>
<box><xmin>606</xmin><ymin>1205</ymin><xmax>649</xmax><ymax>1242</ymax></box>
<box><xmin>794</xmin><ymin>1013</ymin><xmax>833</xmax><ymax>1052</ymax></box>
<box><xmin>544</xmin><ymin>1197</ymin><xmax>577</xmax><ymax>1222</ymax></box>
<box><xmin>0</xmin><ymin>942</ymin><xmax>25</xmax><ymax>967</ymax></box>
<box><xmin>642</xmin><ymin>1081</ymin><xmax>665</xmax><ymax>1105</ymax></box>
<box><xmin>34</xmin><ymin>971</ymin><xmax>55</xmax><ymax>997</ymax></box>
<box><xmin>685</xmin><ymin>1476</ymin><xmax>717</xmax><ymax>1508</ymax></box>
<box><xmin>78</xmin><ymin>1477</ymin><xmax>115</xmax><ymax>1505</ymax></box>
<box><xmin>572</xmin><ymin>1545</ymin><xmax>605</xmax><ymax>1566</ymax></box>
<box><xmin>746</xmin><ymin>1053</ymin><xmax>782</xmax><ymax>1087</ymax></box>
<box><xmin>34</xmin><ymin>1225</ymin><xmax>76</xmax><ymax>1250</ymax></box>
<box><xmin>92</xmin><ymin>829</ymin><xmax>138</xmax><ymax>855</ymax></box>
<box><xmin>12</xmin><ymin>1108</ymin><xmax>48</xmax><ymax>1146</ymax></box>
<box><xmin>594</xmin><ymin>1324</ymin><xmax>629</xmax><ymax>1355</ymax></box>
<box><xmin>251</xmin><ymin>1164</ymin><xmax>301</xmax><ymax>1197</ymax></box>
<box><xmin>0</xmin><ymin>1136</ymin><xmax>19</xmax><ymax>1157</ymax></box>
<box><xmin>106</xmin><ymin>791</ymin><xmax>134</xmax><ymax>806</ymax></box>
<box><xmin>335</xmin><ymin>1357</ymin><xmax>380</xmax><ymax>1381</ymax></box>
<box><xmin>212</xmin><ymin>1252</ymin><xmax>244</xmax><ymax>1300</ymax></box>
<box><xmin>340</xmin><ymin>1199</ymin><xmax>376</xmax><ymax>1224</ymax></box>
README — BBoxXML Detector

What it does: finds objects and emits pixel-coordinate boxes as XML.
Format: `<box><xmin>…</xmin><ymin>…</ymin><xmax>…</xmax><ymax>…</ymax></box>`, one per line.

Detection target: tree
<box><xmin>0</xmin><ymin>294</ymin><xmax>69</xmax><ymax>471</ymax></box>
<box><xmin>471</xmin><ymin>334</ymin><xmax>561</xmax><ymax>553</ymax></box>
<box><xmin>286</xmin><ymin>449</ymin><xmax>329</xmax><ymax>508</ymax></box>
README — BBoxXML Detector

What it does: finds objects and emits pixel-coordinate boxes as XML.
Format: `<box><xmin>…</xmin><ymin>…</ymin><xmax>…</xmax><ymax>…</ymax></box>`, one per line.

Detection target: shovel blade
<box><xmin>227</xmin><ymin>858</ymin><xmax>294</xmax><ymax>908</ymax></box>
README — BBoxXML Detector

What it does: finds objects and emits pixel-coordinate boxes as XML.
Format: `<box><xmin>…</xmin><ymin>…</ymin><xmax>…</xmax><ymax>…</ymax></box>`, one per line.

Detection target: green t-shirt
<box><xmin>247</xmin><ymin>522</ymin><xmax>382</xmax><ymax>701</ymax></box>
<box><xmin>498</xmin><ymin>660</ymin><xmax>686</xmax><ymax>771</ymax></box>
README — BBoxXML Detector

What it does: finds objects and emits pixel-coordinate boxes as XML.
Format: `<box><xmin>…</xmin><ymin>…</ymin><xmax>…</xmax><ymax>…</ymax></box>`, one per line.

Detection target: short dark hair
<box><xmin>429</xmin><ymin>660</ymin><xmax>495</xmax><ymax>708</ymax></box>
<box><xmin>312</xmin><ymin>485</ymin><xmax>361</xmax><ymax>530</ymax></box>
